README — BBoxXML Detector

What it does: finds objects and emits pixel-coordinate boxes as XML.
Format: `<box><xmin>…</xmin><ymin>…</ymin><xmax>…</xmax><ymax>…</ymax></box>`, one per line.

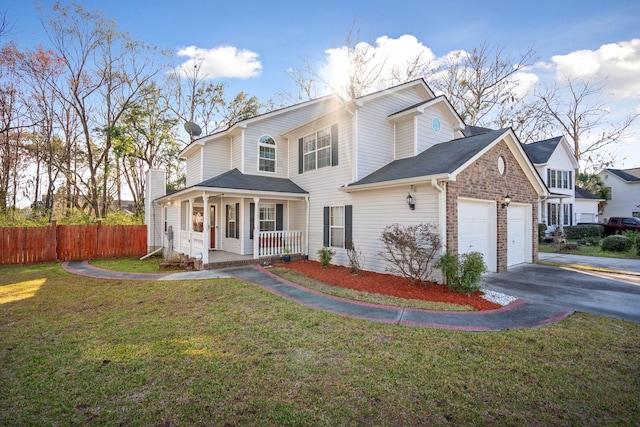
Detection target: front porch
<box><xmin>169</xmin><ymin>191</ymin><xmax>308</xmax><ymax>266</ymax></box>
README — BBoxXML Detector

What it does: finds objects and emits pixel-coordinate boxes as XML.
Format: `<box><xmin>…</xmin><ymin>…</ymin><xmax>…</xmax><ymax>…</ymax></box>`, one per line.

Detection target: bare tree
<box><xmin>282</xmin><ymin>19</ymin><xmax>434</xmax><ymax>103</ymax></box>
<box><xmin>43</xmin><ymin>2</ymin><xmax>162</xmax><ymax>217</ymax></box>
<box><xmin>430</xmin><ymin>42</ymin><xmax>537</xmax><ymax>125</ymax></box>
<box><xmin>535</xmin><ymin>76</ymin><xmax>638</xmax><ymax>171</ymax></box>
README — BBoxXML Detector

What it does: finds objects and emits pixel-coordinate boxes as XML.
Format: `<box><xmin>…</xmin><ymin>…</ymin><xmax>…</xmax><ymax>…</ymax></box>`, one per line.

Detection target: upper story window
<box><xmin>258</xmin><ymin>135</ymin><xmax>276</xmax><ymax>172</ymax></box>
<box><xmin>303</xmin><ymin>127</ymin><xmax>331</xmax><ymax>172</ymax></box>
<box><xmin>548</xmin><ymin>169</ymin><xmax>573</xmax><ymax>189</ymax></box>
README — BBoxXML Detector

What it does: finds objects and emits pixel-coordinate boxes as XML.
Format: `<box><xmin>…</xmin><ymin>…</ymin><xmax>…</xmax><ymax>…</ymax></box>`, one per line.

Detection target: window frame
<box><xmin>226</xmin><ymin>204</ymin><xmax>237</xmax><ymax>239</ymax></box>
<box><xmin>329</xmin><ymin>205</ymin><xmax>345</xmax><ymax>248</ymax></box>
<box><xmin>259</xmin><ymin>203</ymin><xmax>276</xmax><ymax>232</ymax></box>
<box><xmin>303</xmin><ymin>127</ymin><xmax>332</xmax><ymax>173</ymax></box>
<box><xmin>258</xmin><ymin>135</ymin><xmax>276</xmax><ymax>173</ymax></box>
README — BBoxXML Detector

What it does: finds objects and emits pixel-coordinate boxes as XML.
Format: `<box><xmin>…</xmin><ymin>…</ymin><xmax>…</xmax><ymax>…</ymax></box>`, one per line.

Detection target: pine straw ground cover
<box><xmin>1</xmin><ymin>262</ymin><xmax>639</xmax><ymax>426</ymax></box>
<box><xmin>271</xmin><ymin>260</ymin><xmax>500</xmax><ymax>311</ymax></box>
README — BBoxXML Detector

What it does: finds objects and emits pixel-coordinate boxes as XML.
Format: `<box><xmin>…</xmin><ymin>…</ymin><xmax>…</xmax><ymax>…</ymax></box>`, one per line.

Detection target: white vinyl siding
<box><xmin>202</xmin><ymin>138</ymin><xmax>231</xmax><ymax>180</ymax></box>
<box><xmin>184</xmin><ymin>147</ymin><xmax>202</xmax><ymax>187</ymax></box>
<box><xmin>416</xmin><ymin>107</ymin><xmax>455</xmax><ymax>154</ymax></box>
<box><xmin>356</xmin><ymin>86</ymin><xmax>425</xmax><ymax>180</ymax></box>
<box><xmin>394</xmin><ymin>119</ymin><xmax>415</xmax><ymax>159</ymax></box>
<box><xmin>348</xmin><ymin>184</ymin><xmax>440</xmax><ymax>275</ymax></box>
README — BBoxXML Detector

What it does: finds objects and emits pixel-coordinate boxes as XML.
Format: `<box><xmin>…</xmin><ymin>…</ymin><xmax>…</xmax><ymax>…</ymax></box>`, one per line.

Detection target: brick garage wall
<box><xmin>446</xmin><ymin>140</ymin><xmax>539</xmax><ymax>272</ymax></box>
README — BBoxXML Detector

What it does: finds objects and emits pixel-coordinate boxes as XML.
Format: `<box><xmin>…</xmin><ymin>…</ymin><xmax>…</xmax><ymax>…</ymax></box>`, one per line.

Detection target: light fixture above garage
<box><xmin>501</xmin><ymin>194</ymin><xmax>512</xmax><ymax>209</ymax></box>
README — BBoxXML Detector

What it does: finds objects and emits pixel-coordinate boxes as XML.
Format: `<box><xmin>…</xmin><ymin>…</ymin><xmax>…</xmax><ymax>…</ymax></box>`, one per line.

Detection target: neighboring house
<box><xmin>599</xmin><ymin>168</ymin><xmax>640</xmax><ymax>219</ymax></box>
<box><xmin>145</xmin><ymin>79</ymin><xmax>548</xmax><ymax>275</ymax></box>
<box><xmin>521</xmin><ymin>136</ymin><xmax>601</xmax><ymax>231</ymax></box>
<box><xmin>574</xmin><ymin>186</ymin><xmax>604</xmax><ymax>223</ymax></box>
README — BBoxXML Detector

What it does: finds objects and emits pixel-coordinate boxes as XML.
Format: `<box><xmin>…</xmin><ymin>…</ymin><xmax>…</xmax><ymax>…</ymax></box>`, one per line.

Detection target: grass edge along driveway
<box><xmin>1</xmin><ymin>262</ymin><xmax>639</xmax><ymax>426</ymax></box>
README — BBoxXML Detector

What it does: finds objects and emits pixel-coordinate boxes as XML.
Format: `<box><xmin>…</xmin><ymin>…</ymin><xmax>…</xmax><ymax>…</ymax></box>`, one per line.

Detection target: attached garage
<box><xmin>507</xmin><ymin>203</ymin><xmax>532</xmax><ymax>267</ymax></box>
<box><xmin>458</xmin><ymin>199</ymin><xmax>497</xmax><ymax>272</ymax></box>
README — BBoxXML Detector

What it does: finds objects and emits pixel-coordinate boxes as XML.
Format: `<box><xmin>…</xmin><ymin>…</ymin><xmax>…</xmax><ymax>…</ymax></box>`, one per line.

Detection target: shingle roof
<box><xmin>347</xmin><ymin>129</ymin><xmax>507</xmax><ymax>187</ymax></box>
<box><xmin>607</xmin><ymin>168</ymin><xmax>640</xmax><ymax>182</ymax></box>
<box><xmin>521</xmin><ymin>136</ymin><xmax>562</xmax><ymax>164</ymax></box>
<box><xmin>196</xmin><ymin>169</ymin><xmax>308</xmax><ymax>194</ymax></box>
<box><xmin>575</xmin><ymin>185</ymin><xmax>602</xmax><ymax>200</ymax></box>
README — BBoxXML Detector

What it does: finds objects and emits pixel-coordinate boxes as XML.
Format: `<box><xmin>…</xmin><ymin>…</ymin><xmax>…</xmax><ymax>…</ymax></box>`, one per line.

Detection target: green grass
<box><xmin>539</xmin><ymin>241</ymin><xmax>640</xmax><ymax>259</ymax></box>
<box><xmin>90</xmin><ymin>256</ymin><xmax>164</xmax><ymax>273</ymax></box>
<box><xmin>1</xmin><ymin>263</ymin><xmax>639</xmax><ymax>425</ymax></box>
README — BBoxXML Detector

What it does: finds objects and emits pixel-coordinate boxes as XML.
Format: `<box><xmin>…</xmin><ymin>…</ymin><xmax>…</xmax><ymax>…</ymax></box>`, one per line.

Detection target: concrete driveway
<box><xmin>482</xmin><ymin>254</ymin><xmax>640</xmax><ymax>324</ymax></box>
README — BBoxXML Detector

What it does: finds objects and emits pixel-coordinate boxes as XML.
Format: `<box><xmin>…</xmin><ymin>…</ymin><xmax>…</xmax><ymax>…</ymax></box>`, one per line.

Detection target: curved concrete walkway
<box><xmin>61</xmin><ymin>261</ymin><xmax>573</xmax><ymax>332</ymax></box>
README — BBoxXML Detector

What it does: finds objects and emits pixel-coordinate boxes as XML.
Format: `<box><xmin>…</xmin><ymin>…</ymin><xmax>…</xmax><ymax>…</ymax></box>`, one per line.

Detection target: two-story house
<box><xmin>600</xmin><ymin>168</ymin><xmax>640</xmax><ymax>219</ymax></box>
<box><xmin>145</xmin><ymin>79</ymin><xmax>548</xmax><ymax>275</ymax></box>
<box><xmin>521</xmin><ymin>136</ymin><xmax>601</xmax><ymax>231</ymax></box>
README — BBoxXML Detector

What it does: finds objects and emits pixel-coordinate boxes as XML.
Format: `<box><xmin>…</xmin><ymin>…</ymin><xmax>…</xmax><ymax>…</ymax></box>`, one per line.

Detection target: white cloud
<box><xmin>551</xmin><ymin>39</ymin><xmax>640</xmax><ymax>98</ymax></box>
<box><xmin>319</xmin><ymin>35</ymin><xmax>436</xmax><ymax>95</ymax></box>
<box><xmin>175</xmin><ymin>45</ymin><xmax>262</xmax><ymax>79</ymax></box>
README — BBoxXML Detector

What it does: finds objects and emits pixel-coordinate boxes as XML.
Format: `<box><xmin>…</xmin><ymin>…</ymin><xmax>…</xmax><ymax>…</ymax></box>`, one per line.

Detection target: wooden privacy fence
<box><xmin>0</xmin><ymin>221</ymin><xmax>147</xmax><ymax>265</ymax></box>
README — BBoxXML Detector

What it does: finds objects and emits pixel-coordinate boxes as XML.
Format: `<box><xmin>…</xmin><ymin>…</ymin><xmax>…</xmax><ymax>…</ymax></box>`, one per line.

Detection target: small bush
<box><xmin>601</xmin><ymin>235</ymin><xmax>632</xmax><ymax>252</ymax></box>
<box><xmin>345</xmin><ymin>240</ymin><xmax>365</xmax><ymax>275</ymax></box>
<box><xmin>437</xmin><ymin>251</ymin><xmax>487</xmax><ymax>294</ymax></box>
<box><xmin>564</xmin><ymin>225</ymin><xmax>604</xmax><ymax>240</ymax></box>
<box><xmin>317</xmin><ymin>247</ymin><xmax>336</xmax><ymax>268</ymax></box>
<box><xmin>379</xmin><ymin>223</ymin><xmax>443</xmax><ymax>285</ymax></box>
<box><xmin>538</xmin><ymin>223</ymin><xmax>547</xmax><ymax>242</ymax></box>
<box><xmin>621</xmin><ymin>231</ymin><xmax>640</xmax><ymax>255</ymax></box>
<box><xmin>557</xmin><ymin>243</ymin><xmax>579</xmax><ymax>253</ymax></box>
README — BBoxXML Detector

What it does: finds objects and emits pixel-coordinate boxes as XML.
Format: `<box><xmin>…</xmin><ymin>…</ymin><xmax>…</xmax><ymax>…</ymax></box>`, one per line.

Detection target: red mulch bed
<box><xmin>278</xmin><ymin>260</ymin><xmax>501</xmax><ymax>311</ymax></box>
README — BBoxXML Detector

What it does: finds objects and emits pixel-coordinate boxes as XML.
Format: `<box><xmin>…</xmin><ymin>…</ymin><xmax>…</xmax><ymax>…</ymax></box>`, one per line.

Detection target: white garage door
<box><xmin>458</xmin><ymin>199</ymin><xmax>496</xmax><ymax>272</ymax></box>
<box><xmin>507</xmin><ymin>204</ymin><xmax>532</xmax><ymax>267</ymax></box>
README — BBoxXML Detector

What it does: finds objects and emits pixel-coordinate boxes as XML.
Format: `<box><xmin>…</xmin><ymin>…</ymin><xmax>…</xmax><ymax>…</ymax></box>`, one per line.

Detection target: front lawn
<box><xmin>539</xmin><ymin>241</ymin><xmax>640</xmax><ymax>259</ymax></box>
<box><xmin>1</xmin><ymin>263</ymin><xmax>639</xmax><ymax>425</ymax></box>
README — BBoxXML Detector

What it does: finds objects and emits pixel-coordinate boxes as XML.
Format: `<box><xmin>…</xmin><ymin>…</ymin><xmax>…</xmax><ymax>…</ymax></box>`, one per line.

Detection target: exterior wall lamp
<box><xmin>501</xmin><ymin>194</ymin><xmax>512</xmax><ymax>209</ymax></box>
<box><xmin>406</xmin><ymin>187</ymin><xmax>415</xmax><ymax>210</ymax></box>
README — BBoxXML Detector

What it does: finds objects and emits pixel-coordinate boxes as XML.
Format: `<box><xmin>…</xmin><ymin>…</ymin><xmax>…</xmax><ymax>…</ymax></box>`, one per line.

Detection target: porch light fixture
<box><xmin>406</xmin><ymin>188</ymin><xmax>415</xmax><ymax>210</ymax></box>
<box><xmin>501</xmin><ymin>194</ymin><xmax>512</xmax><ymax>209</ymax></box>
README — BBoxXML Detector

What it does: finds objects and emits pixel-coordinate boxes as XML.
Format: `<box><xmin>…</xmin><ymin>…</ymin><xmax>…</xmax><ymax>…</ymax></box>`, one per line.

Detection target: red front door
<box><xmin>209</xmin><ymin>205</ymin><xmax>216</xmax><ymax>249</ymax></box>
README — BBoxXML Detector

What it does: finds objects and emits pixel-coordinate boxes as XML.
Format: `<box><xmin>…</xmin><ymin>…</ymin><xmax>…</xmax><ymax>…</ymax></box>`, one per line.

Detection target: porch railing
<box><xmin>180</xmin><ymin>231</ymin><xmax>204</xmax><ymax>256</ymax></box>
<box><xmin>258</xmin><ymin>230</ymin><xmax>303</xmax><ymax>257</ymax></box>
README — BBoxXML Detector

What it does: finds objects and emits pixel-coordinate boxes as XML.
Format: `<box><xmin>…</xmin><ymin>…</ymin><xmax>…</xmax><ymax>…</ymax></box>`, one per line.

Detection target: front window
<box><xmin>303</xmin><ymin>127</ymin><xmax>331</xmax><ymax>172</ymax></box>
<box><xmin>549</xmin><ymin>169</ymin><xmax>572</xmax><ymax>189</ymax></box>
<box><xmin>260</xmin><ymin>204</ymin><xmax>276</xmax><ymax>231</ymax></box>
<box><xmin>227</xmin><ymin>204</ymin><xmax>236</xmax><ymax>238</ymax></box>
<box><xmin>259</xmin><ymin>135</ymin><xmax>276</xmax><ymax>172</ymax></box>
<box><xmin>563</xmin><ymin>204</ymin><xmax>570</xmax><ymax>226</ymax></box>
<box><xmin>330</xmin><ymin>206</ymin><xmax>345</xmax><ymax>247</ymax></box>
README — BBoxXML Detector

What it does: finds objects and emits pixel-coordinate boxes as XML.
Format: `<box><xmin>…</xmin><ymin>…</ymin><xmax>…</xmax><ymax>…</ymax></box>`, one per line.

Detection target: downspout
<box><xmin>431</xmin><ymin>179</ymin><xmax>447</xmax><ymax>249</ymax></box>
<box><xmin>305</xmin><ymin>196</ymin><xmax>310</xmax><ymax>258</ymax></box>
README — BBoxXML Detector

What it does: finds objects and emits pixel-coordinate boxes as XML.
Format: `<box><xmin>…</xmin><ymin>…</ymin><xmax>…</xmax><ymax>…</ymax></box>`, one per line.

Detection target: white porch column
<box><xmin>188</xmin><ymin>198</ymin><xmax>194</xmax><ymax>256</ymax></box>
<box><xmin>253</xmin><ymin>197</ymin><xmax>260</xmax><ymax>259</ymax></box>
<box><xmin>305</xmin><ymin>196</ymin><xmax>310</xmax><ymax>257</ymax></box>
<box><xmin>202</xmin><ymin>194</ymin><xmax>210</xmax><ymax>264</ymax></box>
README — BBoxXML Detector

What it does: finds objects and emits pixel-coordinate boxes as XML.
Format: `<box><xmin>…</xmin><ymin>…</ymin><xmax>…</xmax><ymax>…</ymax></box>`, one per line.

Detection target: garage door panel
<box><xmin>458</xmin><ymin>200</ymin><xmax>496</xmax><ymax>272</ymax></box>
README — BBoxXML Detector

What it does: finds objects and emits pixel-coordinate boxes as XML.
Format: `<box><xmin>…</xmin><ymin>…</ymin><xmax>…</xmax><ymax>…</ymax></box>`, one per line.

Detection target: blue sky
<box><xmin>7</xmin><ymin>0</ymin><xmax>640</xmax><ymax>167</ymax></box>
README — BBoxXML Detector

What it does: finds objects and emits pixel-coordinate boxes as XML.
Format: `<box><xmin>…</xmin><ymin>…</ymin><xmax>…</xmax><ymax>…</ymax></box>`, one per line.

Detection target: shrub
<box><xmin>317</xmin><ymin>247</ymin><xmax>335</xmax><ymax>268</ymax></box>
<box><xmin>437</xmin><ymin>251</ymin><xmax>487</xmax><ymax>294</ymax></box>
<box><xmin>564</xmin><ymin>225</ymin><xmax>604</xmax><ymax>240</ymax></box>
<box><xmin>621</xmin><ymin>231</ymin><xmax>640</xmax><ymax>255</ymax></box>
<box><xmin>601</xmin><ymin>235</ymin><xmax>632</xmax><ymax>252</ymax></box>
<box><xmin>345</xmin><ymin>240</ymin><xmax>365</xmax><ymax>275</ymax></box>
<box><xmin>538</xmin><ymin>223</ymin><xmax>547</xmax><ymax>242</ymax></box>
<box><xmin>379</xmin><ymin>223</ymin><xmax>443</xmax><ymax>285</ymax></box>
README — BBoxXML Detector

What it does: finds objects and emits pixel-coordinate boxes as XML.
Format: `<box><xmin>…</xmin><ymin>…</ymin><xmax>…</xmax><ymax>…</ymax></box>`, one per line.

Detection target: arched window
<box><xmin>258</xmin><ymin>135</ymin><xmax>276</xmax><ymax>172</ymax></box>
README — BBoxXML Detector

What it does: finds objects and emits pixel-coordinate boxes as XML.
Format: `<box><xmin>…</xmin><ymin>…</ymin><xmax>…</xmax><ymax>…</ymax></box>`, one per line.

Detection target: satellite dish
<box><xmin>184</xmin><ymin>121</ymin><xmax>202</xmax><ymax>139</ymax></box>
